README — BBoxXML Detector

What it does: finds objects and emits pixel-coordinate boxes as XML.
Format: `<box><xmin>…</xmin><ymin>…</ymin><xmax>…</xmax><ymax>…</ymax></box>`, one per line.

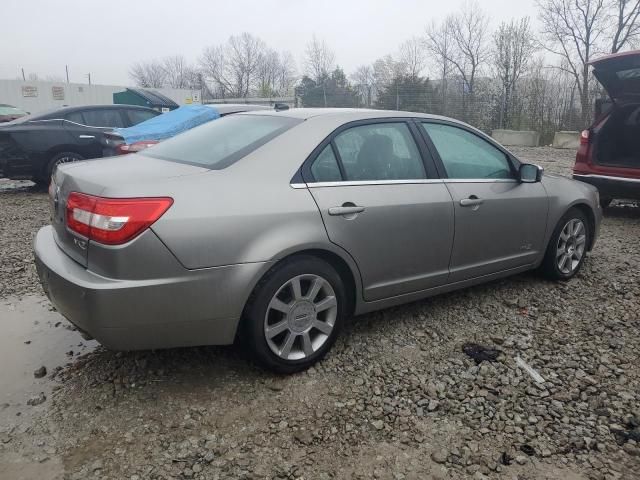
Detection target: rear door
<box><xmin>63</xmin><ymin>109</ymin><xmax>126</xmax><ymax>159</ymax></box>
<box><xmin>304</xmin><ymin>120</ymin><xmax>454</xmax><ymax>301</ymax></box>
<box><xmin>419</xmin><ymin>121</ymin><xmax>548</xmax><ymax>282</ymax></box>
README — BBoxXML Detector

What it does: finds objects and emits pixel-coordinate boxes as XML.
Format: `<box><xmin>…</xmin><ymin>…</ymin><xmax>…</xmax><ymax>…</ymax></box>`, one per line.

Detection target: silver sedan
<box><xmin>34</xmin><ymin>109</ymin><xmax>601</xmax><ymax>372</ymax></box>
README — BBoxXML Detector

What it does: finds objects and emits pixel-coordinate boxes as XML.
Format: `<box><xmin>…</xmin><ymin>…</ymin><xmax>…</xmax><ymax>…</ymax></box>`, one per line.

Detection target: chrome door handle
<box><xmin>460</xmin><ymin>197</ymin><xmax>483</xmax><ymax>207</ymax></box>
<box><xmin>328</xmin><ymin>205</ymin><xmax>365</xmax><ymax>216</ymax></box>
<box><xmin>78</xmin><ymin>135</ymin><xmax>95</xmax><ymax>139</ymax></box>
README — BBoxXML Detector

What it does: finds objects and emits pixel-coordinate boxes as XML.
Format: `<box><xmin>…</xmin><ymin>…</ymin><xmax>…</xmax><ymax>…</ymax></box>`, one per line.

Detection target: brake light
<box><xmin>116</xmin><ymin>140</ymin><xmax>159</xmax><ymax>155</ymax></box>
<box><xmin>580</xmin><ymin>130</ymin><xmax>590</xmax><ymax>145</ymax></box>
<box><xmin>66</xmin><ymin>192</ymin><xmax>173</xmax><ymax>245</ymax></box>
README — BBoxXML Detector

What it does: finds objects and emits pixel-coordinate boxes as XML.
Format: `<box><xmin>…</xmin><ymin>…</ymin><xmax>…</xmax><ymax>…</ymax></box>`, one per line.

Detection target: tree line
<box><xmin>129</xmin><ymin>0</ymin><xmax>640</xmax><ymax>138</ymax></box>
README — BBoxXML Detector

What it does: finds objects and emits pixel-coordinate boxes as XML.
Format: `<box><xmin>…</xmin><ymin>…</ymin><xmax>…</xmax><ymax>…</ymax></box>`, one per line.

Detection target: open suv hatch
<box><xmin>573</xmin><ymin>50</ymin><xmax>640</xmax><ymax>206</ymax></box>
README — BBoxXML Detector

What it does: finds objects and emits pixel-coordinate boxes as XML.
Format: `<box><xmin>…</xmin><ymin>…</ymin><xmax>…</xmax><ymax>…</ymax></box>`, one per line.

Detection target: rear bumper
<box><xmin>34</xmin><ymin>225</ymin><xmax>268</xmax><ymax>350</ymax></box>
<box><xmin>573</xmin><ymin>173</ymin><xmax>640</xmax><ymax>200</ymax></box>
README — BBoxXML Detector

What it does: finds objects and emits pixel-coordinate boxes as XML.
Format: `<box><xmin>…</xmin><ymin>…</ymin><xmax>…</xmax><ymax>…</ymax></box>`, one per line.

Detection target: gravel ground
<box><xmin>1</xmin><ymin>147</ymin><xmax>639</xmax><ymax>480</ymax></box>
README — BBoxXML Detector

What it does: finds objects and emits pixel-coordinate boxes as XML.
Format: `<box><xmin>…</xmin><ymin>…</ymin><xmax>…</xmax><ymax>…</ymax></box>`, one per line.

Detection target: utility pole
<box><xmin>86</xmin><ymin>73</ymin><xmax>91</xmax><ymax>85</ymax></box>
<box><xmin>21</xmin><ymin>68</ymin><xmax>25</xmax><ymax>81</ymax></box>
<box><xmin>65</xmin><ymin>65</ymin><xmax>69</xmax><ymax>83</ymax></box>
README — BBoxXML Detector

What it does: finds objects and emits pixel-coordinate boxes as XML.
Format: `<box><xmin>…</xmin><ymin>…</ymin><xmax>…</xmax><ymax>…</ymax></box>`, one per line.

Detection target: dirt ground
<box><xmin>0</xmin><ymin>147</ymin><xmax>639</xmax><ymax>480</ymax></box>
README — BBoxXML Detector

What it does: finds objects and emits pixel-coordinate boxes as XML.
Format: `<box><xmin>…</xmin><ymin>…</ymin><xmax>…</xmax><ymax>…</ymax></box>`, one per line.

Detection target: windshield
<box><xmin>140</xmin><ymin>114</ymin><xmax>301</xmax><ymax>169</ymax></box>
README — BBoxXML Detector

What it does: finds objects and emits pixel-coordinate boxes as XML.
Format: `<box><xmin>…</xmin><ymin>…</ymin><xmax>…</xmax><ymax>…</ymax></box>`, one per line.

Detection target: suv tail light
<box><xmin>580</xmin><ymin>129</ymin><xmax>590</xmax><ymax>145</ymax></box>
<box><xmin>66</xmin><ymin>192</ymin><xmax>173</xmax><ymax>245</ymax></box>
<box><xmin>116</xmin><ymin>140</ymin><xmax>159</xmax><ymax>155</ymax></box>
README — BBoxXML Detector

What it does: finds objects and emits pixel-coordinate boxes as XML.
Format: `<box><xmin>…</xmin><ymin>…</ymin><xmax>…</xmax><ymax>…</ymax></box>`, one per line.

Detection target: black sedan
<box><xmin>0</xmin><ymin>104</ymin><xmax>159</xmax><ymax>184</ymax></box>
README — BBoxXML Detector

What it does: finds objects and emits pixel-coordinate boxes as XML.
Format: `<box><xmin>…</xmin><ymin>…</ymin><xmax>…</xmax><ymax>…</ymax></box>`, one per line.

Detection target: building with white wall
<box><xmin>0</xmin><ymin>79</ymin><xmax>202</xmax><ymax>114</ymax></box>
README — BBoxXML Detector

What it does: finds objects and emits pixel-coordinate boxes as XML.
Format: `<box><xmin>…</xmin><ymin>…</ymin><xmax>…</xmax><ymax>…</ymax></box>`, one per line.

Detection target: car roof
<box><xmin>237</xmin><ymin>107</ymin><xmax>463</xmax><ymax>124</ymax></box>
<box><xmin>206</xmin><ymin>104</ymin><xmax>274</xmax><ymax>114</ymax></box>
<box><xmin>35</xmin><ymin>104</ymin><xmax>155</xmax><ymax>119</ymax></box>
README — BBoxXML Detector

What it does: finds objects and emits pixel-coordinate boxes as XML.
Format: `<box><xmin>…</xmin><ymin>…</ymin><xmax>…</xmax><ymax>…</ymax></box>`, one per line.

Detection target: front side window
<box><xmin>141</xmin><ymin>114</ymin><xmax>300</xmax><ymax>169</ymax></box>
<box><xmin>421</xmin><ymin>123</ymin><xmax>514</xmax><ymax>180</ymax></box>
<box><xmin>81</xmin><ymin>109</ymin><xmax>126</xmax><ymax>128</ymax></box>
<box><xmin>333</xmin><ymin>122</ymin><xmax>426</xmax><ymax>181</ymax></box>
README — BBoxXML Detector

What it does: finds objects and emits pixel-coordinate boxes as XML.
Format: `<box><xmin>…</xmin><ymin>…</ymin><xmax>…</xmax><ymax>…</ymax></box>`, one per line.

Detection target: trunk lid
<box><xmin>50</xmin><ymin>154</ymin><xmax>208</xmax><ymax>267</ymax></box>
<box><xmin>590</xmin><ymin>50</ymin><xmax>640</xmax><ymax>103</ymax></box>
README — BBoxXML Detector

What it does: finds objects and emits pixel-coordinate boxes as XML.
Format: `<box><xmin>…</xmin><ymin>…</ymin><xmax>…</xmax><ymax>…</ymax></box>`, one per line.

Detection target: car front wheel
<box><xmin>541</xmin><ymin>208</ymin><xmax>590</xmax><ymax>280</ymax></box>
<box><xmin>243</xmin><ymin>255</ymin><xmax>346</xmax><ymax>373</ymax></box>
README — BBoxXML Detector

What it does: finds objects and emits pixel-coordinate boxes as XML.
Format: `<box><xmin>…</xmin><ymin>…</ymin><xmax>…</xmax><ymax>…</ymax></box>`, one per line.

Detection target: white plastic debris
<box><xmin>516</xmin><ymin>356</ymin><xmax>545</xmax><ymax>384</ymax></box>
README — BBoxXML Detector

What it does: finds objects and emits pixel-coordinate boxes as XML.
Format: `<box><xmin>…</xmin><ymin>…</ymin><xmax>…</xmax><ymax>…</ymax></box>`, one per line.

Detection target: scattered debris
<box><xmin>520</xmin><ymin>444</ymin><xmax>536</xmax><ymax>456</ymax></box>
<box><xmin>515</xmin><ymin>356</ymin><xmax>546</xmax><ymax>384</ymax></box>
<box><xmin>33</xmin><ymin>366</ymin><xmax>47</xmax><ymax>378</ymax></box>
<box><xmin>462</xmin><ymin>343</ymin><xmax>501</xmax><ymax>364</ymax></box>
<box><xmin>26</xmin><ymin>392</ymin><xmax>46</xmax><ymax>406</ymax></box>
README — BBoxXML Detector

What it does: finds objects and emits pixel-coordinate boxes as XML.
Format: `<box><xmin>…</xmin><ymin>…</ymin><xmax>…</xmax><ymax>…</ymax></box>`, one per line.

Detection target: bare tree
<box><xmin>304</xmin><ymin>35</ymin><xmax>335</xmax><ymax>83</ymax></box>
<box><xmin>610</xmin><ymin>0</ymin><xmax>640</xmax><ymax>52</ymax></box>
<box><xmin>200</xmin><ymin>33</ymin><xmax>266</xmax><ymax>98</ymax></box>
<box><xmin>350</xmin><ymin>65</ymin><xmax>376</xmax><ymax>106</ymax></box>
<box><xmin>398</xmin><ymin>36</ymin><xmax>427</xmax><ymax>80</ymax></box>
<box><xmin>537</xmin><ymin>0</ymin><xmax>608</xmax><ymax>127</ymax></box>
<box><xmin>449</xmin><ymin>1</ymin><xmax>491</xmax><ymax>117</ymax></box>
<box><xmin>162</xmin><ymin>55</ymin><xmax>194</xmax><ymax>89</ymax></box>
<box><xmin>425</xmin><ymin>17</ymin><xmax>456</xmax><ymax>113</ymax></box>
<box><xmin>129</xmin><ymin>61</ymin><xmax>166</xmax><ymax>88</ymax></box>
<box><xmin>493</xmin><ymin>17</ymin><xmax>537</xmax><ymax>128</ymax></box>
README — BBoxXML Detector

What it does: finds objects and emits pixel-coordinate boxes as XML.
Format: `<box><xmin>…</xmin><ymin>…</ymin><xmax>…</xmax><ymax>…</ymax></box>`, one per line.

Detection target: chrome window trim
<box><xmin>573</xmin><ymin>173</ymin><xmax>640</xmax><ymax>184</ymax></box>
<box><xmin>307</xmin><ymin>179</ymin><xmax>444</xmax><ymax>188</ymax></box>
<box><xmin>443</xmin><ymin>178</ymin><xmax>518</xmax><ymax>184</ymax></box>
<box><xmin>295</xmin><ymin>178</ymin><xmax>519</xmax><ymax>188</ymax></box>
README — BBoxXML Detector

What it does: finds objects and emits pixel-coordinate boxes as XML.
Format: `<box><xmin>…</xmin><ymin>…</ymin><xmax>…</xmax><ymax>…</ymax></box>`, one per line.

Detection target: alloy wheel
<box><xmin>556</xmin><ymin>218</ymin><xmax>586</xmax><ymax>275</ymax></box>
<box><xmin>264</xmin><ymin>274</ymin><xmax>338</xmax><ymax>361</ymax></box>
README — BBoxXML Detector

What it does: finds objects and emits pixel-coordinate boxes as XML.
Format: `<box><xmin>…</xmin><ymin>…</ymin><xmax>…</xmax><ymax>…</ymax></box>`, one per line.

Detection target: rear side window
<box><xmin>311</xmin><ymin>145</ymin><xmax>342</xmax><ymax>182</ymax></box>
<box><xmin>65</xmin><ymin>112</ymin><xmax>85</xmax><ymax>124</ymax></box>
<box><xmin>127</xmin><ymin>109</ymin><xmax>158</xmax><ymax>125</ymax></box>
<box><xmin>81</xmin><ymin>109</ymin><xmax>126</xmax><ymax>128</ymax></box>
<box><xmin>141</xmin><ymin>115</ymin><xmax>300</xmax><ymax>169</ymax></box>
<box><xmin>421</xmin><ymin>123</ymin><xmax>514</xmax><ymax>179</ymax></box>
<box><xmin>333</xmin><ymin>123</ymin><xmax>426</xmax><ymax>181</ymax></box>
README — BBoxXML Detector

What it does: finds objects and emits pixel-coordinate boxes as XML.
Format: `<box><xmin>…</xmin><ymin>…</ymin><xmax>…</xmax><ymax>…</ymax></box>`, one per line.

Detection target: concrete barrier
<box><xmin>491</xmin><ymin>130</ymin><xmax>540</xmax><ymax>147</ymax></box>
<box><xmin>553</xmin><ymin>131</ymin><xmax>580</xmax><ymax>149</ymax></box>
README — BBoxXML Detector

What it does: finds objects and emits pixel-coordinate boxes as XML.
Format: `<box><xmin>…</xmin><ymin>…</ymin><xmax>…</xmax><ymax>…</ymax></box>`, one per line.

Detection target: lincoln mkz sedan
<box><xmin>34</xmin><ymin>109</ymin><xmax>601</xmax><ymax>372</ymax></box>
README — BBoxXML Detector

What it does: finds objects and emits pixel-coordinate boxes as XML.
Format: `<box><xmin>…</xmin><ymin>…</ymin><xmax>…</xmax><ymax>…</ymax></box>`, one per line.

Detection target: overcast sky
<box><xmin>1</xmin><ymin>0</ymin><xmax>540</xmax><ymax>86</ymax></box>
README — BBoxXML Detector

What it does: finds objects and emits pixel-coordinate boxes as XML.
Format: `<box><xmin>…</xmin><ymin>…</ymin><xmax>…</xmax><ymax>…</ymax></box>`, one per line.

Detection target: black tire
<box><xmin>599</xmin><ymin>197</ymin><xmax>613</xmax><ymax>209</ymax></box>
<box><xmin>42</xmin><ymin>152</ymin><xmax>84</xmax><ymax>182</ymax></box>
<box><xmin>242</xmin><ymin>255</ymin><xmax>347</xmax><ymax>374</ymax></box>
<box><xmin>540</xmin><ymin>208</ymin><xmax>591</xmax><ymax>280</ymax></box>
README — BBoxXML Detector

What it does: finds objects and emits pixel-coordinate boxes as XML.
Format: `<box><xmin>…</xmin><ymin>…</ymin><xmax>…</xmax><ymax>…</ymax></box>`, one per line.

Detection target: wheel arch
<box><xmin>569</xmin><ymin>202</ymin><xmax>597</xmax><ymax>251</ymax></box>
<box><xmin>241</xmin><ymin>245</ymin><xmax>362</xmax><ymax>322</ymax></box>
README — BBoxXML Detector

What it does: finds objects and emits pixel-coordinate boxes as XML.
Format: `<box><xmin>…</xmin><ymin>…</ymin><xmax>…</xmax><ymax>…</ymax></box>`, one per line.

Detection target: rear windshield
<box><xmin>140</xmin><ymin>114</ymin><xmax>301</xmax><ymax>169</ymax></box>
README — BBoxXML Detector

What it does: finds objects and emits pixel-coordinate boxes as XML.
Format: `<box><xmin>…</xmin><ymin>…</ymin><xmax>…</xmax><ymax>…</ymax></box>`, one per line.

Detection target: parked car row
<box><xmin>0</xmin><ymin>102</ymin><xmax>285</xmax><ymax>184</ymax></box>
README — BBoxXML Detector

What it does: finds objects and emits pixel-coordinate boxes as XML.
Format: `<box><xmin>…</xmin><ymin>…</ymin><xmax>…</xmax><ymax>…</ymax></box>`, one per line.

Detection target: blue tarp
<box><xmin>112</xmin><ymin>105</ymin><xmax>220</xmax><ymax>144</ymax></box>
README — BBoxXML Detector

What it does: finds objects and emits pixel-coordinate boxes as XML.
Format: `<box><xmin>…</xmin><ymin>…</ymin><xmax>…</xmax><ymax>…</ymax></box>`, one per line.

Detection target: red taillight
<box><xmin>66</xmin><ymin>192</ymin><xmax>173</xmax><ymax>245</ymax></box>
<box><xmin>116</xmin><ymin>140</ymin><xmax>159</xmax><ymax>155</ymax></box>
<box><xmin>580</xmin><ymin>129</ymin><xmax>590</xmax><ymax>145</ymax></box>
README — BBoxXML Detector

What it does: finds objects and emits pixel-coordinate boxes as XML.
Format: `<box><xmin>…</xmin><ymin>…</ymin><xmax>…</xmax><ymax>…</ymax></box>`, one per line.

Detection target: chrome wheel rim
<box><xmin>55</xmin><ymin>156</ymin><xmax>79</xmax><ymax>167</ymax></box>
<box><xmin>556</xmin><ymin>218</ymin><xmax>586</xmax><ymax>274</ymax></box>
<box><xmin>264</xmin><ymin>274</ymin><xmax>338</xmax><ymax>361</ymax></box>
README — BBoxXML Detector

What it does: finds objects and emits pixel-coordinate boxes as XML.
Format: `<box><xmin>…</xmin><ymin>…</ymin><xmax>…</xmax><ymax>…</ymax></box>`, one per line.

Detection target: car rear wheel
<box><xmin>540</xmin><ymin>208</ymin><xmax>590</xmax><ymax>280</ymax></box>
<box><xmin>242</xmin><ymin>255</ymin><xmax>346</xmax><ymax>373</ymax></box>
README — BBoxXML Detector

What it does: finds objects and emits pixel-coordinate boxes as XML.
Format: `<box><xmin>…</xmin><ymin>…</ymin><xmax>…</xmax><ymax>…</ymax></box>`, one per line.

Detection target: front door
<box><xmin>305</xmin><ymin>121</ymin><xmax>455</xmax><ymax>301</ymax></box>
<box><xmin>420</xmin><ymin>122</ymin><xmax>548</xmax><ymax>282</ymax></box>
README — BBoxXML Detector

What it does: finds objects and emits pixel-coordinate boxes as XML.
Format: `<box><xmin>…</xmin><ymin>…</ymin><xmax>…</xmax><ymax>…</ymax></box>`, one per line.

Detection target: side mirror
<box><xmin>519</xmin><ymin>163</ymin><xmax>543</xmax><ymax>183</ymax></box>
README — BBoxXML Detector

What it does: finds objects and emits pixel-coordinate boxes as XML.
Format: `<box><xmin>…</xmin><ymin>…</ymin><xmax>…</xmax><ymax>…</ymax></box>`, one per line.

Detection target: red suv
<box><xmin>573</xmin><ymin>50</ymin><xmax>640</xmax><ymax>207</ymax></box>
